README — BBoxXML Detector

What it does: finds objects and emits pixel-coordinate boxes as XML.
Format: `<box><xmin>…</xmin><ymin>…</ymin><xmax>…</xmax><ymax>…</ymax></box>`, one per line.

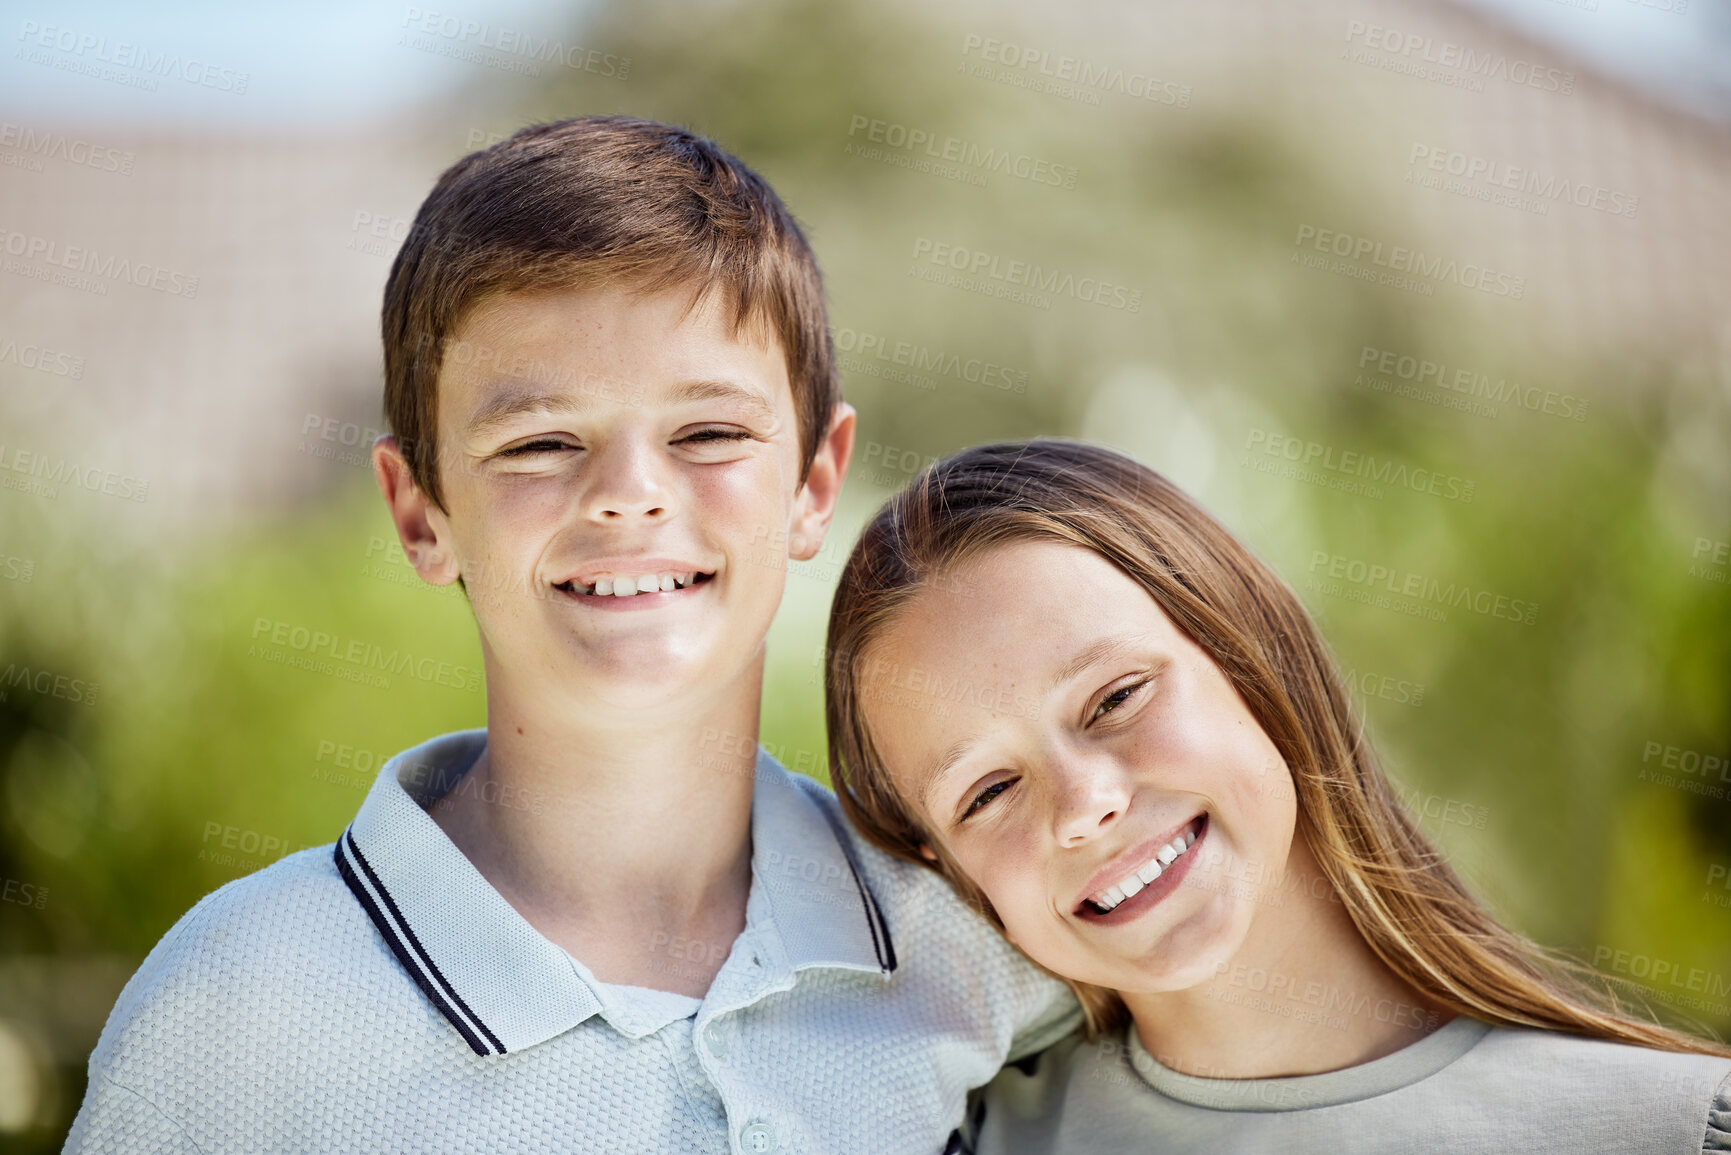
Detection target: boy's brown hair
<box><xmin>381</xmin><ymin>115</ymin><xmax>837</xmax><ymax>509</ymax></box>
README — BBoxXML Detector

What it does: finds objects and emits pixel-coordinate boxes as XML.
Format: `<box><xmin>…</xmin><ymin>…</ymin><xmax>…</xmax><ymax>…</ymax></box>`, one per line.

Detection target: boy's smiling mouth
<box><xmin>553</xmin><ymin>559</ymin><xmax>718</xmax><ymax>601</ymax></box>
<box><xmin>560</xmin><ymin>572</ymin><xmax>715</xmax><ymax>597</ymax></box>
<box><xmin>1076</xmin><ymin>814</ymin><xmax>1208</xmax><ymax>921</ymax></box>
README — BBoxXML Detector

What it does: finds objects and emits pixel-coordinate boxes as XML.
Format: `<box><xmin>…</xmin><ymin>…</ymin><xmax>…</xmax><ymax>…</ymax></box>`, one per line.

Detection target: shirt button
<box><xmin>707</xmin><ymin>1025</ymin><xmax>729</xmax><ymax>1060</ymax></box>
<box><xmin>741</xmin><ymin>1121</ymin><xmax>777</xmax><ymax>1152</ymax></box>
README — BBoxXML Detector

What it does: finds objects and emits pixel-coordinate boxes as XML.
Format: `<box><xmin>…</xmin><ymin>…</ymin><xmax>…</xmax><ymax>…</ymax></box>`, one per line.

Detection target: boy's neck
<box><xmin>1122</xmin><ymin>837</ymin><xmax>1454</xmax><ymax>1081</ymax></box>
<box><xmin>426</xmin><ymin>656</ymin><xmax>766</xmax><ymax>999</ymax></box>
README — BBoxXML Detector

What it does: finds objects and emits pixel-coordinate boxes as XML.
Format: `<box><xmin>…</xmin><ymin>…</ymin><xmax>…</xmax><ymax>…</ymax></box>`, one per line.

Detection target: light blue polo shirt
<box><xmin>65</xmin><ymin>730</ymin><xmax>1080</xmax><ymax>1154</ymax></box>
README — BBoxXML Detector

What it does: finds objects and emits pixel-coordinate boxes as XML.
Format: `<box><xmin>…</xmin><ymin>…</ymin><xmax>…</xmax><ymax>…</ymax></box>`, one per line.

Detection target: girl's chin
<box><xmin>1088</xmin><ymin>912</ymin><xmax>1249</xmax><ymax>993</ymax></box>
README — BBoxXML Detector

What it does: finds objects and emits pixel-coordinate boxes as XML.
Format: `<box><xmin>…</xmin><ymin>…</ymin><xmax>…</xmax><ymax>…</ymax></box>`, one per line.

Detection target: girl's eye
<box><xmin>962</xmin><ymin>779</ymin><xmax>1013</xmax><ymax>820</ymax></box>
<box><xmin>1092</xmin><ymin>680</ymin><xmax>1147</xmax><ymax>721</ymax></box>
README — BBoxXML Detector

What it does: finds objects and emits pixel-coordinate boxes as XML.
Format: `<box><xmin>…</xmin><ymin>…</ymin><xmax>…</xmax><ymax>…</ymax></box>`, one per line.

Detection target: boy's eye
<box><xmin>962</xmin><ymin>779</ymin><xmax>1014</xmax><ymax>820</ymax></box>
<box><xmin>496</xmin><ymin>438</ymin><xmax>576</xmax><ymax>458</ymax></box>
<box><xmin>678</xmin><ymin>427</ymin><xmax>753</xmax><ymax>445</ymax></box>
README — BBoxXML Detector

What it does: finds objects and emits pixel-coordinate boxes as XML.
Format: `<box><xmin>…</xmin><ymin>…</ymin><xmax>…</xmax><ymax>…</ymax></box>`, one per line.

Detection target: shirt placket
<box><xmin>695</xmin><ymin>924</ymin><xmax>803</xmax><ymax>1155</ymax></box>
<box><xmin>656</xmin><ymin>1016</ymin><xmax>730</xmax><ymax>1153</ymax></box>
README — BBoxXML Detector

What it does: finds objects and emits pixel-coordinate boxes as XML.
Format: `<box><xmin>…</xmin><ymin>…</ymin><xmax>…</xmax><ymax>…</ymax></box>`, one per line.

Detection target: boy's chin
<box><xmin>559</xmin><ymin>637</ymin><xmax>746</xmax><ymax>705</ymax></box>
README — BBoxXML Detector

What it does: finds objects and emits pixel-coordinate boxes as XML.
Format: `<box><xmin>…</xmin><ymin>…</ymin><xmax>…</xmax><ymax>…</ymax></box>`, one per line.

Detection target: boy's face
<box><xmin>375</xmin><ymin>282</ymin><xmax>853</xmax><ymax>722</ymax></box>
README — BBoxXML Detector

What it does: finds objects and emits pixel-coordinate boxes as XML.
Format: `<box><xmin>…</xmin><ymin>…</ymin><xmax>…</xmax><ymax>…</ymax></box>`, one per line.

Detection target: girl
<box><xmin>824</xmin><ymin>438</ymin><xmax>1731</xmax><ymax>1153</ymax></box>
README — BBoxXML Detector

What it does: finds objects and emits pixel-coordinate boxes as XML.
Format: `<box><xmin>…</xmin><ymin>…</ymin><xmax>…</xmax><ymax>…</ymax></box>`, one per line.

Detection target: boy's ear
<box><xmin>372</xmin><ymin>436</ymin><xmax>462</xmax><ymax>586</ymax></box>
<box><xmin>788</xmin><ymin>401</ymin><xmax>856</xmax><ymax>562</ymax></box>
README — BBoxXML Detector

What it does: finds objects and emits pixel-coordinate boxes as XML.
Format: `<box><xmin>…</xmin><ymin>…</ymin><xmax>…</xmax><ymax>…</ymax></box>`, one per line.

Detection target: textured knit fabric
<box><xmin>65</xmin><ymin>730</ymin><xmax>1081</xmax><ymax>1155</ymax></box>
<box><xmin>966</xmin><ymin>1014</ymin><xmax>1731</xmax><ymax>1154</ymax></box>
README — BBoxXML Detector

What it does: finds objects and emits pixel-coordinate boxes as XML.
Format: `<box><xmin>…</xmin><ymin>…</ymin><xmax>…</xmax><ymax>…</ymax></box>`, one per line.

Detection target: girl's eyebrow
<box><xmin>1046</xmin><ymin>636</ymin><xmax>1143</xmax><ymax>693</ymax></box>
<box><xmin>921</xmin><ymin>736</ymin><xmax>980</xmax><ymax>813</ymax></box>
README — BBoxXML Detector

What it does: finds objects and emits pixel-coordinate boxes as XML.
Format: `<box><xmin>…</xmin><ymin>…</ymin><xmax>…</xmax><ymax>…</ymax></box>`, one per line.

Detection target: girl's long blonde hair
<box><xmin>825</xmin><ymin>437</ymin><xmax>1728</xmax><ymax>1054</ymax></box>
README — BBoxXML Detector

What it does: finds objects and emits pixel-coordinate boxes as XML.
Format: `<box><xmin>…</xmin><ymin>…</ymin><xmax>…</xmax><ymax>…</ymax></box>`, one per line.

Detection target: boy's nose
<box><xmin>580</xmin><ymin>441</ymin><xmax>677</xmax><ymax>521</ymax></box>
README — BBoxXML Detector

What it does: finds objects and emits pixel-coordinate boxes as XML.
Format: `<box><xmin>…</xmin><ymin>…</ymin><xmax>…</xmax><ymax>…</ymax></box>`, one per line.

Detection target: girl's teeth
<box><xmin>1090</xmin><ymin>821</ymin><xmax>1202</xmax><ymax>912</ymax></box>
<box><xmin>658</xmin><ymin>574</ymin><xmax>677</xmax><ymax>592</ymax></box>
<box><xmin>613</xmin><ymin>576</ymin><xmax>638</xmax><ymax>597</ymax></box>
<box><xmin>594</xmin><ymin>578</ymin><xmax>613</xmax><ymax>595</ymax></box>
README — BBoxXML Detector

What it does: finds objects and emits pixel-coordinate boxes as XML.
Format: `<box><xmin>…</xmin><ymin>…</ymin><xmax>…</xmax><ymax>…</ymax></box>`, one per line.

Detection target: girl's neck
<box><xmin>1120</xmin><ymin>836</ymin><xmax>1455</xmax><ymax>1081</ymax></box>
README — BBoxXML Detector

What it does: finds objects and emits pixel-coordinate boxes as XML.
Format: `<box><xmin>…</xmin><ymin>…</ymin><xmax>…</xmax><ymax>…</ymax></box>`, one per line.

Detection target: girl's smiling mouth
<box><xmin>1075</xmin><ymin>814</ymin><xmax>1208</xmax><ymax>923</ymax></box>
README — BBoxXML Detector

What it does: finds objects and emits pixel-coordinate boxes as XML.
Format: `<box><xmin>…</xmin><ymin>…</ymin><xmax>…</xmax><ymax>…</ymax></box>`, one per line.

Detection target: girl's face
<box><xmin>859</xmin><ymin>538</ymin><xmax>1300</xmax><ymax>996</ymax></box>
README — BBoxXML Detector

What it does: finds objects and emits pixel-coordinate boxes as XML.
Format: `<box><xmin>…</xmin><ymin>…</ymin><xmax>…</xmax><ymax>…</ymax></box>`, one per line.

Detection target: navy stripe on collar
<box><xmin>809</xmin><ymin>799</ymin><xmax>897</xmax><ymax>973</ymax></box>
<box><xmin>850</xmin><ymin>852</ymin><xmax>897</xmax><ymax>973</ymax></box>
<box><xmin>334</xmin><ymin>827</ymin><xmax>507</xmax><ymax>1057</ymax></box>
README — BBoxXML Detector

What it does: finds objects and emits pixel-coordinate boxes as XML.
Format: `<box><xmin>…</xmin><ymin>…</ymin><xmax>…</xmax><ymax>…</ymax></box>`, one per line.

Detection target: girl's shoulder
<box><xmin>966</xmin><ymin>1019</ymin><xmax>1731</xmax><ymax>1155</ymax></box>
<box><xmin>1471</xmin><ymin>1023</ymin><xmax>1731</xmax><ymax>1093</ymax></box>
<box><xmin>1469</xmin><ymin>1026</ymin><xmax>1731</xmax><ymax>1149</ymax></box>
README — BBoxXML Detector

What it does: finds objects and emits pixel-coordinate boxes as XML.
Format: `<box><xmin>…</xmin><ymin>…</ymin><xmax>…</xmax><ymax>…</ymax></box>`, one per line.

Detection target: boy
<box><xmin>65</xmin><ymin>117</ymin><xmax>1078</xmax><ymax>1153</ymax></box>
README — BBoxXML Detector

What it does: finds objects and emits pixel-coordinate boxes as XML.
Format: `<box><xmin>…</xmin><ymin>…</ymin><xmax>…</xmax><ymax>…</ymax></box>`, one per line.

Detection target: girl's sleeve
<box><xmin>1704</xmin><ymin>1068</ymin><xmax>1731</xmax><ymax>1153</ymax></box>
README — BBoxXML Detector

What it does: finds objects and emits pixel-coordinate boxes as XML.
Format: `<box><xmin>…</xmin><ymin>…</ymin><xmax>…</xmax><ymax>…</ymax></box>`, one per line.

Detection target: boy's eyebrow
<box><xmin>462</xmin><ymin>388</ymin><xmax>587</xmax><ymax>438</ymax></box>
<box><xmin>461</xmin><ymin>378</ymin><xmax>779</xmax><ymax>439</ymax></box>
<box><xmin>667</xmin><ymin>378</ymin><xmax>779</xmax><ymax>425</ymax></box>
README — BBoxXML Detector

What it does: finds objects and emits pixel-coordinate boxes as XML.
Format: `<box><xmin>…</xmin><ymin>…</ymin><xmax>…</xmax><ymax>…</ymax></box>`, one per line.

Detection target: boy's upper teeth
<box><xmin>1089</xmin><ymin>826</ymin><xmax>1198</xmax><ymax>912</ymax></box>
<box><xmin>582</xmin><ymin>572</ymin><xmax>697</xmax><ymax>596</ymax></box>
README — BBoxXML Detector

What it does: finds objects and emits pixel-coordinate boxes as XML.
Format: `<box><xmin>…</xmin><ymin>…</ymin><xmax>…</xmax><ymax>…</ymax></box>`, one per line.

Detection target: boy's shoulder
<box><xmin>90</xmin><ymin>844</ymin><xmax>381</xmax><ymax>1075</ymax></box>
<box><xmin>773</xmin><ymin>764</ymin><xmax>970</xmax><ymax>920</ymax></box>
<box><xmin>767</xmin><ymin>763</ymin><xmax>1081</xmax><ymax>1057</ymax></box>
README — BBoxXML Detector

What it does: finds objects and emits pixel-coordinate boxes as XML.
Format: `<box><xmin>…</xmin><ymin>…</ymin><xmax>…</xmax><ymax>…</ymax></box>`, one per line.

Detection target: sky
<box><xmin>1</xmin><ymin>0</ymin><xmax>595</xmax><ymax>128</ymax></box>
<box><xmin>1</xmin><ymin>0</ymin><xmax>1727</xmax><ymax>128</ymax></box>
<box><xmin>1456</xmin><ymin>0</ymin><xmax>1731</xmax><ymax>123</ymax></box>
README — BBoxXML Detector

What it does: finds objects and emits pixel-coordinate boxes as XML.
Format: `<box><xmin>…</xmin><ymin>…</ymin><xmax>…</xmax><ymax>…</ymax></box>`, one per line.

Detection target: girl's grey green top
<box><xmin>965</xmin><ymin>1015</ymin><xmax>1731</xmax><ymax>1153</ymax></box>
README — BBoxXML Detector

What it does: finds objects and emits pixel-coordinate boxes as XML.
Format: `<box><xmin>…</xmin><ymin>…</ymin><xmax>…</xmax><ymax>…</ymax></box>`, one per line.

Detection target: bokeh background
<box><xmin>2</xmin><ymin>0</ymin><xmax>1729</xmax><ymax>1145</ymax></box>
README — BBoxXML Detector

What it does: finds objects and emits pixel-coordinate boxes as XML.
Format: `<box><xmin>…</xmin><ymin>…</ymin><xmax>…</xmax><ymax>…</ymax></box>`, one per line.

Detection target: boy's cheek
<box><xmin>692</xmin><ymin>450</ymin><xmax>793</xmax><ymax>505</ymax></box>
<box><xmin>693</xmin><ymin>472</ymin><xmax>796</xmax><ymax>553</ymax></box>
<box><xmin>449</xmin><ymin>483</ymin><xmax>570</xmax><ymax>552</ymax></box>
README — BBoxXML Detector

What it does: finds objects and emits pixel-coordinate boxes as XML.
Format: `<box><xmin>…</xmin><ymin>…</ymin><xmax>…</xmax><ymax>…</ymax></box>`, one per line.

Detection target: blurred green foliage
<box><xmin>2</xmin><ymin>0</ymin><xmax>1728</xmax><ymax>1146</ymax></box>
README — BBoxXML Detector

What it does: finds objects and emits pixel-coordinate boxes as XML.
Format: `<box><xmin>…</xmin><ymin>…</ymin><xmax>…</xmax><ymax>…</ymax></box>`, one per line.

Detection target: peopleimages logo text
<box><xmin>1357</xmin><ymin>346</ymin><xmax>1587</xmax><ymax>421</ymax></box>
<box><xmin>1306</xmin><ymin>552</ymin><xmax>1538</xmax><ymax>626</ymax></box>
<box><xmin>846</xmin><ymin>115</ymin><xmax>1078</xmax><ymax>188</ymax></box>
<box><xmin>16</xmin><ymin>20</ymin><xmax>250</xmax><ymax>92</ymax></box>
<box><xmin>911</xmin><ymin>238</ymin><xmax>1142</xmax><ymax>312</ymax></box>
<box><xmin>0</xmin><ymin>227</ymin><xmax>198</xmax><ymax>298</ymax></box>
<box><xmin>1293</xmin><ymin>225</ymin><xmax>1524</xmax><ymax>299</ymax></box>
<box><xmin>1343</xmin><ymin>21</ymin><xmax>1573</xmax><ymax>94</ymax></box>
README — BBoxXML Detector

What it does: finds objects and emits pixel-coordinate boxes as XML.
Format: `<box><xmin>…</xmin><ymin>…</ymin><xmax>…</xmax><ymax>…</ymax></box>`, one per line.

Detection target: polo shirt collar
<box><xmin>334</xmin><ymin>729</ymin><xmax>894</xmax><ymax>1058</ymax></box>
<box><xmin>745</xmin><ymin>744</ymin><xmax>896</xmax><ymax>978</ymax></box>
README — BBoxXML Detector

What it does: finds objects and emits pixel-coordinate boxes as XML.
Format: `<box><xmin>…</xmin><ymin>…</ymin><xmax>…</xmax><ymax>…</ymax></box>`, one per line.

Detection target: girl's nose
<box><xmin>1050</xmin><ymin>755</ymin><xmax>1132</xmax><ymax>847</ymax></box>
